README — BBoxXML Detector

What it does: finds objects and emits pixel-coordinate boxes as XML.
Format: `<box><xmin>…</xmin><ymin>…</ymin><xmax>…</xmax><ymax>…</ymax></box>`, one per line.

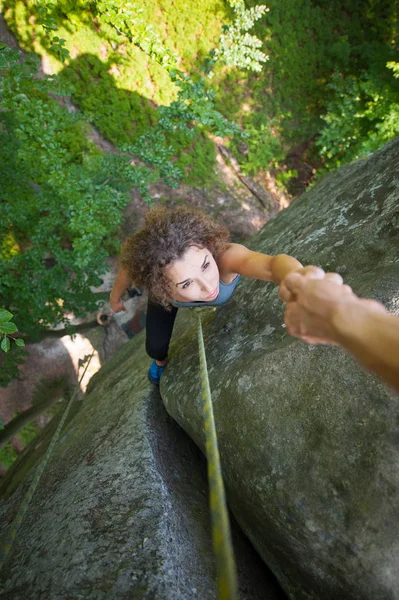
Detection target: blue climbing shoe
<box><xmin>148</xmin><ymin>360</ymin><xmax>166</xmax><ymax>385</ymax></box>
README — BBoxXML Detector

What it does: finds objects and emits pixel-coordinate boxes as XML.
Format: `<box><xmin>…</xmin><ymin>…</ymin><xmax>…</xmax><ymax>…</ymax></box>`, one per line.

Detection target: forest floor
<box><xmin>84</xmin><ymin>114</ymin><xmax>291</xmax><ymax>243</ymax></box>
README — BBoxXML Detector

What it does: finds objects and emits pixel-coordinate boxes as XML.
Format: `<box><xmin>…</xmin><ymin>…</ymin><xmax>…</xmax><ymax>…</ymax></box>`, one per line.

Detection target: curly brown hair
<box><xmin>119</xmin><ymin>205</ymin><xmax>230</xmax><ymax>308</ymax></box>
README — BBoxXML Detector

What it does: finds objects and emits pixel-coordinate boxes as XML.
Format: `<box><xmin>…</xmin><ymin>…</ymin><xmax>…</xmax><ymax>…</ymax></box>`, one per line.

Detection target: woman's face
<box><xmin>166</xmin><ymin>246</ymin><xmax>220</xmax><ymax>302</ymax></box>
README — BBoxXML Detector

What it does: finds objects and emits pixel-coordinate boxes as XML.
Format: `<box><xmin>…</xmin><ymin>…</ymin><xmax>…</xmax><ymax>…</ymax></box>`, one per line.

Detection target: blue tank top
<box><xmin>171</xmin><ymin>275</ymin><xmax>241</xmax><ymax>308</ymax></box>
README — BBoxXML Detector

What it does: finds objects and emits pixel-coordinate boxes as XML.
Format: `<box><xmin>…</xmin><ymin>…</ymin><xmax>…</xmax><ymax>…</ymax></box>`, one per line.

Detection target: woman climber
<box><xmin>110</xmin><ymin>205</ymin><xmax>305</xmax><ymax>384</ymax></box>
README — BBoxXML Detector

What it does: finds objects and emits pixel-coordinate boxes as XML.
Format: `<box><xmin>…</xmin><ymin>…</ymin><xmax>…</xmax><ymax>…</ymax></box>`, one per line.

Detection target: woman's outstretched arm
<box><xmin>217</xmin><ymin>243</ymin><xmax>303</xmax><ymax>283</ymax></box>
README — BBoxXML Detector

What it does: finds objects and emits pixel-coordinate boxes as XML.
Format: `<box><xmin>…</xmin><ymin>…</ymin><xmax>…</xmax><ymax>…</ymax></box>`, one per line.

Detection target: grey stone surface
<box><xmin>0</xmin><ymin>334</ymin><xmax>284</xmax><ymax>599</ymax></box>
<box><xmin>162</xmin><ymin>138</ymin><xmax>399</xmax><ymax>599</ymax></box>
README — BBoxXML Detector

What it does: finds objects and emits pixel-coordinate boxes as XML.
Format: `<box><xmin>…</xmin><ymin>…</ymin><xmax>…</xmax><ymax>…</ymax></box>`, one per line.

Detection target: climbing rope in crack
<box><xmin>0</xmin><ymin>352</ymin><xmax>95</xmax><ymax>571</ymax></box>
<box><xmin>195</xmin><ymin>309</ymin><xmax>238</xmax><ymax>600</ymax></box>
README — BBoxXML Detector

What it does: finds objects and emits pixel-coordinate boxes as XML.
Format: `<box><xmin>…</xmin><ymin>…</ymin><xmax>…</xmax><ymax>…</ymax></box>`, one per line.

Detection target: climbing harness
<box><xmin>194</xmin><ymin>309</ymin><xmax>238</xmax><ymax>600</ymax></box>
<box><xmin>0</xmin><ymin>352</ymin><xmax>95</xmax><ymax>571</ymax></box>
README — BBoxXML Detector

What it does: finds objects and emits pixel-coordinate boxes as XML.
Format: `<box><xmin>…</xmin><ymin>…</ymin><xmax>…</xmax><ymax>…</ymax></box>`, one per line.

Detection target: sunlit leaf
<box><xmin>1</xmin><ymin>337</ymin><xmax>10</xmax><ymax>353</ymax></box>
<box><xmin>0</xmin><ymin>309</ymin><xmax>13</xmax><ymax>324</ymax></box>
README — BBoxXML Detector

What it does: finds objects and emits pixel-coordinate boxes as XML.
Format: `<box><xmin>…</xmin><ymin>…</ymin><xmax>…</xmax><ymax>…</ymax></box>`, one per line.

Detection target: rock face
<box><xmin>0</xmin><ymin>336</ymin><xmax>284</xmax><ymax>598</ymax></box>
<box><xmin>162</xmin><ymin>138</ymin><xmax>399</xmax><ymax>599</ymax></box>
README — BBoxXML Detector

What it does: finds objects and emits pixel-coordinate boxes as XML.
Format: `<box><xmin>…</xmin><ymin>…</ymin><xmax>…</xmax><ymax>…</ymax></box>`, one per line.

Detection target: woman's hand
<box><xmin>110</xmin><ymin>296</ymin><xmax>126</xmax><ymax>313</ymax></box>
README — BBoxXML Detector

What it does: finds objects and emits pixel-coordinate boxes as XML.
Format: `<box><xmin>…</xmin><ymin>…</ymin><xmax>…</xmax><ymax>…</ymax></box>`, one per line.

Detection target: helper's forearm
<box><xmin>332</xmin><ymin>301</ymin><xmax>399</xmax><ymax>392</ymax></box>
<box><xmin>110</xmin><ymin>268</ymin><xmax>132</xmax><ymax>301</ymax></box>
<box><xmin>270</xmin><ymin>254</ymin><xmax>303</xmax><ymax>285</ymax></box>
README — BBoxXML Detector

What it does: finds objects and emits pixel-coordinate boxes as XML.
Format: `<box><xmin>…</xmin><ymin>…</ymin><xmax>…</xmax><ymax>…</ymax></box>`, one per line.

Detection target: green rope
<box><xmin>0</xmin><ymin>352</ymin><xmax>95</xmax><ymax>571</ymax></box>
<box><xmin>195</xmin><ymin>310</ymin><xmax>238</xmax><ymax>600</ymax></box>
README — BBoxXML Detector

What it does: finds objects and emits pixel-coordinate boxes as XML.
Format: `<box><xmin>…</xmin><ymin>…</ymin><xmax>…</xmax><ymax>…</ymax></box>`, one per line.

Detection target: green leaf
<box><xmin>1</xmin><ymin>337</ymin><xmax>10</xmax><ymax>353</ymax></box>
<box><xmin>0</xmin><ymin>322</ymin><xmax>18</xmax><ymax>334</ymax></box>
<box><xmin>14</xmin><ymin>338</ymin><xmax>25</xmax><ymax>347</ymax></box>
<box><xmin>0</xmin><ymin>309</ymin><xmax>13</xmax><ymax>324</ymax></box>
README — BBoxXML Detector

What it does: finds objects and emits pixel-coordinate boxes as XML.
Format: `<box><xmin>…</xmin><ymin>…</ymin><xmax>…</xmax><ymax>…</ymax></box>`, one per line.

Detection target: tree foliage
<box><xmin>213</xmin><ymin>0</ymin><xmax>269</xmax><ymax>72</ymax></box>
<box><xmin>316</xmin><ymin>63</ymin><xmax>399</xmax><ymax>169</ymax></box>
<box><xmin>0</xmin><ymin>45</ymin><xmax>151</xmax><ymax>340</ymax></box>
<box><xmin>222</xmin><ymin>0</ymin><xmax>399</xmax><ymax>176</ymax></box>
<box><xmin>0</xmin><ymin>307</ymin><xmax>27</xmax><ymax>387</ymax></box>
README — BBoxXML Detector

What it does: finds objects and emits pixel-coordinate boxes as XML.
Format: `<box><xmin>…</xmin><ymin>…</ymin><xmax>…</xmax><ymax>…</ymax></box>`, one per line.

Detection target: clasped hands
<box><xmin>279</xmin><ymin>266</ymin><xmax>386</xmax><ymax>345</ymax></box>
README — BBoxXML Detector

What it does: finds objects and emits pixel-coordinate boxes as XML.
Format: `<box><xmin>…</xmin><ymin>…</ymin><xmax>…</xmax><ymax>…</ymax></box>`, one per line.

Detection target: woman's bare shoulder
<box><xmin>216</xmin><ymin>243</ymin><xmax>248</xmax><ymax>283</ymax></box>
<box><xmin>216</xmin><ymin>243</ymin><xmax>248</xmax><ymax>261</ymax></box>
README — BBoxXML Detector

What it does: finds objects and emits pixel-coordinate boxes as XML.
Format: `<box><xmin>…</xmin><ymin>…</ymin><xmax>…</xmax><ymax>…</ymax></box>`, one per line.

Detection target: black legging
<box><xmin>145</xmin><ymin>300</ymin><xmax>178</xmax><ymax>361</ymax></box>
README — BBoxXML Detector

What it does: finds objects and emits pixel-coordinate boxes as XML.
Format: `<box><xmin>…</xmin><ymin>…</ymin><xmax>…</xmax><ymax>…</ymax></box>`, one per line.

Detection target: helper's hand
<box><xmin>280</xmin><ymin>268</ymin><xmax>398</xmax><ymax>391</ymax></box>
<box><xmin>279</xmin><ymin>265</ymin><xmax>340</xmax><ymax>302</ymax></box>
<box><xmin>110</xmin><ymin>296</ymin><xmax>126</xmax><ymax>313</ymax></box>
<box><xmin>280</xmin><ymin>269</ymin><xmax>356</xmax><ymax>344</ymax></box>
